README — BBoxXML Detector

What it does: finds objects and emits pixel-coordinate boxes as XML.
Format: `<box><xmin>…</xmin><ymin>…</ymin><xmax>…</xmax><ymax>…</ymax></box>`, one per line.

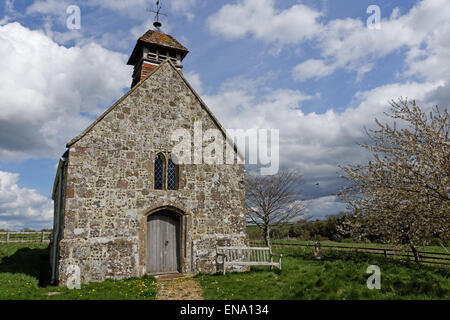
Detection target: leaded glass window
<box><xmin>154</xmin><ymin>154</ymin><xmax>165</xmax><ymax>190</ymax></box>
<box><xmin>167</xmin><ymin>157</ymin><xmax>178</xmax><ymax>190</ymax></box>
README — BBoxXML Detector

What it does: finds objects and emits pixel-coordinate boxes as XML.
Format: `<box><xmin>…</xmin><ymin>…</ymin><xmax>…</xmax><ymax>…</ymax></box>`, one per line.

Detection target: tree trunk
<box><xmin>410</xmin><ymin>243</ymin><xmax>420</xmax><ymax>263</ymax></box>
<box><xmin>264</xmin><ymin>226</ymin><xmax>271</xmax><ymax>248</ymax></box>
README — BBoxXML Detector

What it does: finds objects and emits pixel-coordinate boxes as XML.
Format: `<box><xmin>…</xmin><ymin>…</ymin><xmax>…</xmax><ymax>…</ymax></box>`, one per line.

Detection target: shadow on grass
<box><xmin>0</xmin><ymin>246</ymin><xmax>52</xmax><ymax>287</ymax></box>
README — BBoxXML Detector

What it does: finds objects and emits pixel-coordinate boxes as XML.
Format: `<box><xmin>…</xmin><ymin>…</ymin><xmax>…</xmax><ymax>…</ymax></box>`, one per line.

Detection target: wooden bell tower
<box><xmin>127</xmin><ymin>29</ymin><xmax>189</xmax><ymax>88</ymax></box>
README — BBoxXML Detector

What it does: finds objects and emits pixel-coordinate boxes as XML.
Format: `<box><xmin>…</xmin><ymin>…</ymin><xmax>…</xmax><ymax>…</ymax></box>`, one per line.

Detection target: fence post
<box><xmin>384</xmin><ymin>249</ymin><xmax>387</xmax><ymax>258</ymax></box>
<box><xmin>6</xmin><ymin>232</ymin><xmax>10</xmax><ymax>243</ymax></box>
<box><xmin>41</xmin><ymin>231</ymin><xmax>45</xmax><ymax>242</ymax></box>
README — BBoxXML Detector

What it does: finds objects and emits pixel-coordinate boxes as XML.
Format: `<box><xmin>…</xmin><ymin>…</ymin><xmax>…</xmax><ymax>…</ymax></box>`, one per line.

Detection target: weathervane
<box><xmin>147</xmin><ymin>0</ymin><xmax>168</xmax><ymax>31</ymax></box>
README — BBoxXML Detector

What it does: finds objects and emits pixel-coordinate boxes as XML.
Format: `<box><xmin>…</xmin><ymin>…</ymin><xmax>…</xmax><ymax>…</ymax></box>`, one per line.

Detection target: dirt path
<box><xmin>156</xmin><ymin>276</ymin><xmax>204</xmax><ymax>300</ymax></box>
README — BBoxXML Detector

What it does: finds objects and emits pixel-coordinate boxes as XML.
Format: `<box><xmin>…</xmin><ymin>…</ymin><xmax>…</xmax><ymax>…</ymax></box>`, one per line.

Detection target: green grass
<box><xmin>2</xmin><ymin>243</ymin><xmax>449</xmax><ymax>300</ymax></box>
<box><xmin>196</xmin><ymin>247</ymin><xmax>450</xmax><ymax>300</ymax></box>
<box><xmin>250</xmin><ymin>239</ymin><xmax>449</xmax><ymax>254</ymax></box>
<box><xmin>0</xmin><ymin>243</ymin><xmax>157</xmax><ymax>300</ymax></box>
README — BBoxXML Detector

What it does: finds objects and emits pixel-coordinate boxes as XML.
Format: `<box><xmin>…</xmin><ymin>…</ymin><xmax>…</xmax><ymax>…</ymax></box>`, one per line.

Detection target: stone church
<box><xmin>50</xmin><ymin>28</ymin><xmax>248</xmax><ymax>286</ymax></box>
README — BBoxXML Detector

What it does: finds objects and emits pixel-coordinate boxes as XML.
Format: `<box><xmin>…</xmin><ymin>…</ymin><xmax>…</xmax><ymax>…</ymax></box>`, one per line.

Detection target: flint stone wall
<box><xmin>57</xmin><ymin>61</ymin><xmax>247</xmax><ymax>285</ymax></box>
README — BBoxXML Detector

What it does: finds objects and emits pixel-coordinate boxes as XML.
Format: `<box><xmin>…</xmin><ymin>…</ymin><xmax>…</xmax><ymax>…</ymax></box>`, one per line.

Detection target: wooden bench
<box><xmin>216</xmin><ymin>246</ymin><xmax>282</xmax><ymax>274</ymax></box>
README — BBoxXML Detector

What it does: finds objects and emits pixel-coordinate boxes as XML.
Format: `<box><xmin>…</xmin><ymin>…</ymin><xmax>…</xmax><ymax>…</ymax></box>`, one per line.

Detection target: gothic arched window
<box><xmin>167</xmin><ymin>157</ymin><xmax>178</xmax><ymax>190</ymax></box>
<box><xmin>154</xmin><ymin>153</ymin><xmax>165</xmax><ymax>190</ymax></box>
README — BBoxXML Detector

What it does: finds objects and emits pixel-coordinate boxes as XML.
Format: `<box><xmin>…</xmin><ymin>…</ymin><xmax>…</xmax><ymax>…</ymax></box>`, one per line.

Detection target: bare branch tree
<box><xmin>338</xmin><ymin>99</ymin><xmax>450</xmax><ymax>262</ymax></box>
<box><xmin>246</xmin><ymin>169</ymin><xmax>306</xmax><ymax>247</ymax></box>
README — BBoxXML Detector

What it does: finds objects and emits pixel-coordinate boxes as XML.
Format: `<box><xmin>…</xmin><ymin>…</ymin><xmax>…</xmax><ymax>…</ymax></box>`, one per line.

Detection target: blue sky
<box><xmin>0</xmin><ymin>0</ymin><xmax>449</xmax><ymax>230</ymax></box>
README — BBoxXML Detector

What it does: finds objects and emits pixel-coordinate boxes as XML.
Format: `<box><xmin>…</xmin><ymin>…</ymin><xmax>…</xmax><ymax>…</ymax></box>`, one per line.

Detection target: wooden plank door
<box><xmin>147</xmin><ymin>212</ymin><xmax>179</xmax><ymax>274</ymax></box>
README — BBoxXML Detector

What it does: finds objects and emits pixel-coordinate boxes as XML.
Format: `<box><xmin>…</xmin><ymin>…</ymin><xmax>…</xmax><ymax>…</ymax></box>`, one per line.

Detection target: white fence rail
<box><xmin>0</xmin><ymin>231</ymin><xmax>52</xmax><ymax>243</ymax></box>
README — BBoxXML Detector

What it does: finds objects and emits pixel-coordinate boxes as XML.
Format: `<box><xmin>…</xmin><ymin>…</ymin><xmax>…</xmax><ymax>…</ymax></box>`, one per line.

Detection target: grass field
<box><xmin>1</xmin><ymin>243</ymin><xmax>448</xmax><ymax>300</ymax></box>
<box><xmin>197</xmin><ymin>246</ymin><xmax>450</xmax><ymax>300</ymax></box>
<box><xmin>0</xmin><ymin>243</ymin><xmax>157</xmax><ymax>300</ymax></box>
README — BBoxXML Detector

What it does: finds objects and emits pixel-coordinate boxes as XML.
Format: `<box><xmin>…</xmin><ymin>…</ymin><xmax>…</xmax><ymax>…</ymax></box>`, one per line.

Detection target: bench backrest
<box><xmin>217</xmin><ymin>246</ymin><xmax>271</xmax><ymax>262</ymax></box>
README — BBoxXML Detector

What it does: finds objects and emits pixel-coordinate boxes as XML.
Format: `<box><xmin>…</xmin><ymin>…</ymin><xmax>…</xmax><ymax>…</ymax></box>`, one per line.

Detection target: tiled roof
<box><xmin>139</xmin><ymin>29</ymin><xmax>188</xmax><ymax>53</ymax></box>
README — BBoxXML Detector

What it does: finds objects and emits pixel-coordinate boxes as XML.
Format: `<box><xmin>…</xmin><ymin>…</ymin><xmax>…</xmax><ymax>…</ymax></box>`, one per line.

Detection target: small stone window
<box><xmin>167</xmin><ymin>157</ymin><xmax>178</xmax><ymax>190</ymax></box>
<box><xmin>154</xmin><ymin>153</ymin><xmax>165</xmax><ymax>190</ymax></box>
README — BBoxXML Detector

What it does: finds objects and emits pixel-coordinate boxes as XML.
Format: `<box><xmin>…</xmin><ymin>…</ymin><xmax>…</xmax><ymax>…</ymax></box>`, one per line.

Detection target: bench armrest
<box><xmin>270</xmin><ymin>253</ymin><xmax>282</xmax><ymax>258</ymax></box>
<box><xmin>216</xmin><ymin>253</ymin><xmax>227</xmax><ymax>263</ymax></box>
<box><xmin>216</xmin><ymin>253</ymin><xmax>227</xmax><ymax>275</ymax></box>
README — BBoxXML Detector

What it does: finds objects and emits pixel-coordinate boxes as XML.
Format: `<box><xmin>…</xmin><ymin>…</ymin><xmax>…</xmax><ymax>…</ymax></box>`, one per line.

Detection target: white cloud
<box><xmin>25</xmin><ymin>0</ymin><xmax>71</xmax><ymax>30</ymax></box>
<box><xmin>425</xmin><ymin>81</ymin><xmax>450</xmax><ymax>109</ymax></box>
<box><xmin>0</xmin><ymin>171</ymin><xmax>53</xmax><ymax>230</ymax></box>
<box><xmin>209</xmin><ymin>0</ymin><xmax>450</xmax><ymax>82</ymax></box>
<box><xmin>184</xmin><ymin>71</ymin><xmax>204</xmax><ymax>94</ymax></box>
<box><xmin>292</xmin><ymin>59</ymin><xmax>335</xmax><ymax>82</ymax></box>
<box><xmin>24</xmin><ymin>0</ymin><xmax>194</xmax><ymax>53</ymax></box>
<box><xmin>169</xmin><ymin>0</ymin><xmax>199</xmax><ymax>21</ymax></box>
<box><xmin>26</xmin><ymin>0</ymin><xmax>70</xmax><ymax>15</ymax></box>
<box><xmin>27</xmin><ymin>0</ymin><xmax>201</xmax><ymax>23</ymax></box>
<box><xmin>208</xmin><ymin>0</ymin><xmax>323</xmax><ymax>46</ymax></box>
<box><xmin>214</xmin><ymin>78</ymin><xmax>440</xmax><ymax>216</ymax></box>
<box><xmin>202</xmin><ymin>74</ymin><xmax>441</xmax><ymax>203</ymax></box>
<box><xmin>312</xmin><ymin>0</ymin><xmax>450</xmax><ymax>80</ymax></box>
<box><xmin>404</xmin><ymin>19</ymin><xmax>450</xmax><ymax>82</ymax></box>
<box><xmin>304</xmin><ymin>195</ymin><xmax>347</xmax><ymax>219</ymax></box>
<box><xmin>0</xmin><ymin>22</ymin><xmax>131</xmax><ymax>161</ymax></box>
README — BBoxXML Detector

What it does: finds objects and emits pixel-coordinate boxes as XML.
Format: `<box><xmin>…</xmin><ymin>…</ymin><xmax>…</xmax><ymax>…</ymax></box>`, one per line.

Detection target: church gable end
<box><xmin>55</xmin><ymin>37</ymin><xmax>247</xmax><ymax>285</ymax></box>
<box><xmin>68</xmin><ymin>60</ymin><xmax>236</xmax><ymax>158</ymax></box>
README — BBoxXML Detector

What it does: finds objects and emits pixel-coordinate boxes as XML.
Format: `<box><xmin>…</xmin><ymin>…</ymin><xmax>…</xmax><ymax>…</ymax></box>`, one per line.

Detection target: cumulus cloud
<box><xmin>206</xmin><ymin>1</ymin><xmax>449</xmax><ymax>198</ymax></box>
<box><xmin>311</xmin><ymin>0</ymin><xmax>450</xmax><ymax>81</ymax></box>
<box><xmin>304</xmin><ymin>195</ymin><xmax>347</xmax><ymax>220</ymax></box>
<box><xmin>25</xmin><ymin>0</ymin><xmax>186</xmax><ymax>49</ymax></box>
<box><xmin>292</xmin><ymin>59</ymin><xmax>335</xmax><ymax>82</ymax></box>
<box><xmin>425</xmin><ymin>81</ymin><xmax>450</xmax><ymax>109</ymax></box>
<box><xmin>0</xmin><ymin>22</ymin><xmax>131</xmax><ymax>161</ymax></box>
<box><xmin>208</xmin><ymin>0</ymin><xmax>323</xmax><ymax>46</ymax></box>
<box><xmin>210</xmin><ymin>0</ymin><xmax>450</xmax><ymax>83</ymax></box>
<box><xmin>200</xmin><ymin>73</ymin><xmax>441</xmax><ymax>208</ymax></box>
<box><xmin>0</xmin><ymin>171</ymin><xmax>53</xmax><ymax>230</ymax></box>
<box><xmin>169</xmin><ymin>0</ymin><xmax>200</xmax><ymax>21</ymax></box>
<box><xmin>184</xmin><ymin>71</ymin><xmax>204</xmax><ymax>94</ymax></box>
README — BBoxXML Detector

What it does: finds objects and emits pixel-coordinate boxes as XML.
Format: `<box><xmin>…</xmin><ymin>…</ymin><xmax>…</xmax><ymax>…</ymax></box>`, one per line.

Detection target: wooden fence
<box><xmin>0</xmin><ymin>231</ymin><xmax>52</xmax><ymax>243</ymax></box>
<box><xmin>249</xmin><ymin>240</ymin><xmax>450</xmax><ymax>266</ymax></box>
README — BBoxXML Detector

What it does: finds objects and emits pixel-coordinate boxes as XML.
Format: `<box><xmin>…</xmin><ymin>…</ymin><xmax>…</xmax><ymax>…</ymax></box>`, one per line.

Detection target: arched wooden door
<box><xmin>146</xmin><ymin>211</ymin><xmax>180</xmax><ymax>274</ymax></box>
